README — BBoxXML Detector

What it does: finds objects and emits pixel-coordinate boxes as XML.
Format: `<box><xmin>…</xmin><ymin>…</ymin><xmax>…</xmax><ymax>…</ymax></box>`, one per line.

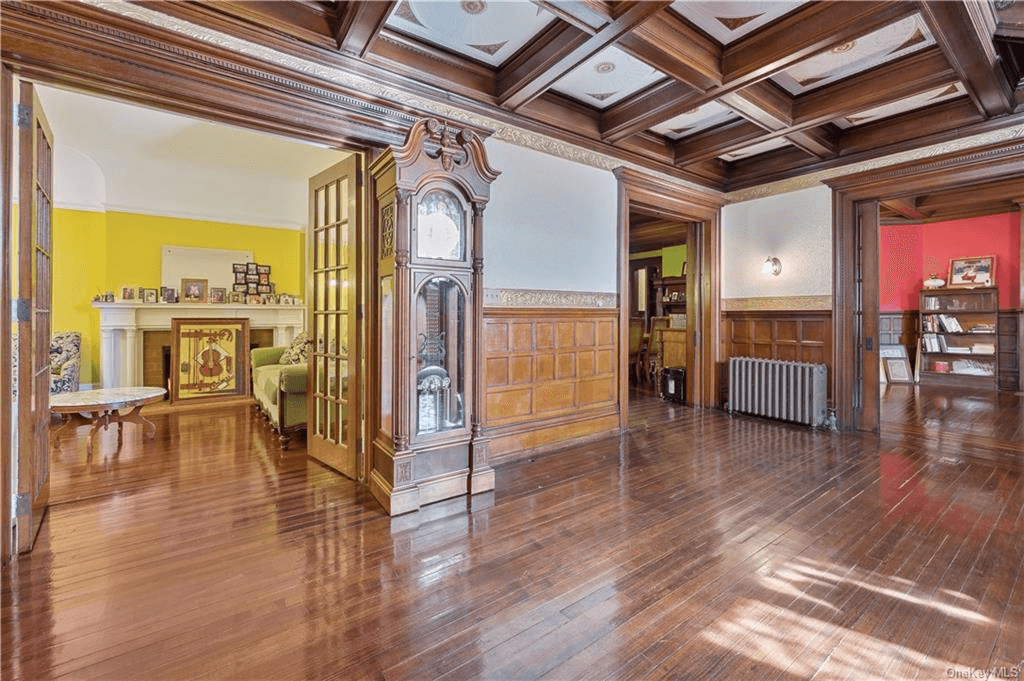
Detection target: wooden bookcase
<box><xmin>919</xmin><ymin>287</ymin><xmax>998</xmax><ymax>387</ymax></box>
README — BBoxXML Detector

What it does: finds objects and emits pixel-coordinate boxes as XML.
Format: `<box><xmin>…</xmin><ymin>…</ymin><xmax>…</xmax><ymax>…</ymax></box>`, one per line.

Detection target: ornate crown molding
<box><xmin>723</xmin><ymin>295</ymin><xmax>833</xmax><ymax>312</ymax></box>
<box><xmin>483</xmin><ymin>288</ymin><xmax>617</xmax><ymax>309</ymax></box>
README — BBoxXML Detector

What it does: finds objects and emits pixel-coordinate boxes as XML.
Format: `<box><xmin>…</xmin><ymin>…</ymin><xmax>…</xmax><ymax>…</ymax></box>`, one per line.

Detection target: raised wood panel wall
<box><xmin>879</xmin><ymin>312</ymin><xmax>919</xmax><ymax>362</ymax></box>
<box><xmin>721</xmin><ymin>310</ymin><xmax>833</xmax><ymax>404</ymax></box>
<box><xmin>997</xmin><ymin>310</ymin><xmax>1021</xmax><ymax>392</ymax></box>
<box><xmin>483</xmin><ymin>308</ymin><xmax>620</xmax><ymax>462</ymax></box>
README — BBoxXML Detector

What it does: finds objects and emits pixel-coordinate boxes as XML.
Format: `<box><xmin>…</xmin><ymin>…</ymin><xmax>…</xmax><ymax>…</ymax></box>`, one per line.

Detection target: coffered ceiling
<box><xmin>102</xmin><ymin>1</ymin><xmax>1024</xmax><ymax>192</ymax></box>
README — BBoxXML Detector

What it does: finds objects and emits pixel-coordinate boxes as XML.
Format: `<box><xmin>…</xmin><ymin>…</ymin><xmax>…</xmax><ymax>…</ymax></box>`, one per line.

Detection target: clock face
<box><xmin>417</xmin><ymin>189</ymin><xmax>464</xmax><ymax>261</ymax></box>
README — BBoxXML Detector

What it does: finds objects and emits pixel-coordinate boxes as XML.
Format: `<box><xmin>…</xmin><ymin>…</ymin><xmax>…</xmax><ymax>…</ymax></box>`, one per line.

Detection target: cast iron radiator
<box><xmin>728</xmin><ymin>357</ymin><xmax>827</xmax><ymax>427</ymax></box>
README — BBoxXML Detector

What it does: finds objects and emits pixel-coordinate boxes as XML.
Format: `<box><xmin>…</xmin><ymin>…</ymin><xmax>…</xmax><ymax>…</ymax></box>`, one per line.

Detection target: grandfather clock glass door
<box><xmin>308</xmin><ymin>157</ymin><xmax>359</xmax><ymax>479</ymax></box>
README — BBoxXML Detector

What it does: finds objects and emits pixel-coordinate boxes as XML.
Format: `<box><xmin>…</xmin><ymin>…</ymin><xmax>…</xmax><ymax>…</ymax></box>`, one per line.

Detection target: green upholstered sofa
<box><xmin>251</xmin><ymin>346</ymin><xmax>308</xmax><ymax>449</ymax></box>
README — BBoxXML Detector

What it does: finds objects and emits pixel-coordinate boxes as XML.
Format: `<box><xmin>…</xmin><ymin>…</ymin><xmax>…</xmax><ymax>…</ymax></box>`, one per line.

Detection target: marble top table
<box><xmin>51</xmin><ymin>386</ymin><xmax>167</xmax><ymax>454</ymax></box>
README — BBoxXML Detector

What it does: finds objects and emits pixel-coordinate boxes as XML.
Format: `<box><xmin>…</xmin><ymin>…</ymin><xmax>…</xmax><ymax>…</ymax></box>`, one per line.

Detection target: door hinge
<box><xmin>13</xmin><ymin>298</ymin><xmax>30</xmax><ymax>323</ymax></box>
<box><xmin>15</xmin><ymin>493</ymin><xmax>30</xmax><ymax>516</ymax></box>
<box><xmin>16</xmin><ymin>104</ymin><xmax>30</xmax><ymax>129</ymax></box>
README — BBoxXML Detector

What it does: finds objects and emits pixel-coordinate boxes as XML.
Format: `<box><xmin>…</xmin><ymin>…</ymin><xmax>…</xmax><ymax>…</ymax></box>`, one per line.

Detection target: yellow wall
<box><xmin>52</xmin><ymin>209</ymin><xmax>304</xmax><ymax>386</ymax></box>
<box><xmin>53</xmin><ymin>209</ymin><xmax>107</xmax><ymax>384</ymax></box>
<box><xmin>629</xmin><ymin>244</ymin><xmax>687</xmax><ymax>277</ymax></box>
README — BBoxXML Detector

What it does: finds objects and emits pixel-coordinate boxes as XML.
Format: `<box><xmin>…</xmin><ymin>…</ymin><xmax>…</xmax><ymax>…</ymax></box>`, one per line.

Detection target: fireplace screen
<box><xmin>415</xmin><ymin>277</ymin><xmax>465</xmax><ymax>434</ymax></box>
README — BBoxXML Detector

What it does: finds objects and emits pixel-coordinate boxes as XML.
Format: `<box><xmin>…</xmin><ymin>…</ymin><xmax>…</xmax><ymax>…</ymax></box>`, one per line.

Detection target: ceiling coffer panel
<box><xmin>384</xmin><ymin>0</ymin><xmax>558</xmax><ymax>67</ymax></box>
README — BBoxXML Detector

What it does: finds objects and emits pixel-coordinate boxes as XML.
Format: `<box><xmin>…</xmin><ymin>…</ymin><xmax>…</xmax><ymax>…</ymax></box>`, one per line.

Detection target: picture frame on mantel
<box><xmin>181</xmin><ymin>278</ymin><xmax>208</xmax><ymax>303</ymax></box>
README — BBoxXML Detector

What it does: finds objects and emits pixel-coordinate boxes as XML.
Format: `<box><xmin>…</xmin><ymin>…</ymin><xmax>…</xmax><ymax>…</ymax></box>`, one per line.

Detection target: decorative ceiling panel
<box><xmin>649</xmin><ymin>102</ymin><xmax>740</xmax><ymax>140</ymax></box>
<box><xmin>671</xmin><ymin>0</ymin><xmax>807</xmax><ymax>45</ymax></box>
<box><xmin>833</xmin><ymin>82</ymin><xmax>968</xmax><ymax>129</ymax></box>
<box><xmin>773</xmin><ymin>14</ymin><xmax>935</xmax><ymax>95</ymax></box>
<box><xmin>550</xmin><ymin>46</ymin><xmax>668</xmax><ymax>110</ymax></box>
<box><xmin>385</xmin><ymin>0</ymin><xmax>557</xmax><ymax>67</ymax></box>
<box><xmin>719</xmin><ymin>136</ymin><xmax>792</xmax><ymax>162</ymax></box>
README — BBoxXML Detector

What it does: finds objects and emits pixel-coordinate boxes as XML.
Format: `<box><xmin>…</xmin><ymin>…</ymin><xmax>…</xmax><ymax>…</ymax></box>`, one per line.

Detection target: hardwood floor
<box><xmin>2</xmin><ymin>395</ymin><xmax>1021</xmax><ymax>680</ymax></box>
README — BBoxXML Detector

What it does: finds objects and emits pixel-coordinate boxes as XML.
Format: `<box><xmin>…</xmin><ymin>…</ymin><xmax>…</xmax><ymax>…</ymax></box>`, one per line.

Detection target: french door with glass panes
<box><xmin>307</xmin><ymin>156</ymin><xmax>360</xmax><ymax>479</ymax></box>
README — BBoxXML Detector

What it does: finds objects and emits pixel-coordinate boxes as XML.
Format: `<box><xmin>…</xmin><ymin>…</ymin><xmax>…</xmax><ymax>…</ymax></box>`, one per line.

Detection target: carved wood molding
<box><xmin>483</xmin><ymin>289</ymin><xmax>617</xmax><ymax>309</ymax></box>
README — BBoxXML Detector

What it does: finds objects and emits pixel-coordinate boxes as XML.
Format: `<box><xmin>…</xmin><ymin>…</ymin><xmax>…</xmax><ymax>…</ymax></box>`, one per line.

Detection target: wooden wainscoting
<box><xmin>879</xmin><ymin>311</ymin><xmax>919</xmax><ymax>362</ymax></box>
<box><xmin>721</xmin><ymin>310</ymin><xmax>833</xmax><ymax>404</ymax></box>
<box><xmin>483</xmin><ymin>307</ymin><xmax>620</xmax><ymax>463</ymax></box>
<box><xmin>997</xmin><ymin>310</ymin><xmax>1021</xmax><ymax>392</ymax></box>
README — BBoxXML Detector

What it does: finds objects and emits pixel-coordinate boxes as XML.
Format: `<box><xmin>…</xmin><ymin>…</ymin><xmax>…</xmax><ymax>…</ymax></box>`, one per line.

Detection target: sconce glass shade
<box><xmin>762</xmin><ymin>257</ymin><xmax>782</xmax><ymax>276</ymax></box>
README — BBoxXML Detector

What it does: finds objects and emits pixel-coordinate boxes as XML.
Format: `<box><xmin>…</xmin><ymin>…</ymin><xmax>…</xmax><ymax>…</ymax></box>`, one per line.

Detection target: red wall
<box><xmin>880</xmin><ymin>212</ymin><xmax>1020</xmax><ymax>311</ymax></box>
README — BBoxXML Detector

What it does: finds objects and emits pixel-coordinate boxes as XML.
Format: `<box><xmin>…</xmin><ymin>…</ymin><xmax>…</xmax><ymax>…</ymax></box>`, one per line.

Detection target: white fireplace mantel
<box><xmin>93</xmin><ymin>302</ymin><xmax>306</xmax><ymax>388</ymax></box>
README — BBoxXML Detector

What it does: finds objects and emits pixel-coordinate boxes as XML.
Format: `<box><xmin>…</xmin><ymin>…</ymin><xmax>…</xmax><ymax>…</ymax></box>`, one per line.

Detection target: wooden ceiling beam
<box><xmin>918</xmin><ymin>0</ymin><xmax>1015</xmax><ymax>117</ymax></box>
<box><xmin>616</xmin><ymin>9</ymin><xmax>721</xmax><ymax>92</ymax></box>
<box><xmin>914</xmin><ymin>179</ymin><xmax>1024</xmax><ymax>212</ymax></box>
<box><xmin>603</xmin><ymin>1</ymin><xmax>915</xmax><ymax>142</ymax></box>
<box><xmin>793</xmin><ymin>47</ymin><xmax>957</xmax><ymax>127</ymax></box>
<box><xmin>497</xmin><ymin>1</ymin><xmax>670</xmax><ymax>110</ymax></box>
<box><xmin>535</xmin><ymin>1</ymin><xmax>613</xmax><ymax>34</ymax></box>
<box><xmin>332</xmin><ymin>1</ymin><xmax>395</xmax><ymax>56</ymax></box>
<box><xmin>880</xmin><ymin>198</ymin><xmax>927</xmax><ymax>220</ymax></box>
<box><xmin>785</xmin><ymin>126</ymin><xmax>837</xmax><ymax>159</ymax></box>
<box><xmin>673</xmin><ymin>119</ymin><xmax>766</xmax><ymax>166</ymax></box>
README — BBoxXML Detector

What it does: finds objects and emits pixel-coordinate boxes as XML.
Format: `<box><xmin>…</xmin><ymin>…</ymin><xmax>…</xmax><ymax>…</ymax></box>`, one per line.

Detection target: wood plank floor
<box><xmin>2</xmin><ymin>393</ymin><xmax>1022</xmax><ymax>680</ymax></box>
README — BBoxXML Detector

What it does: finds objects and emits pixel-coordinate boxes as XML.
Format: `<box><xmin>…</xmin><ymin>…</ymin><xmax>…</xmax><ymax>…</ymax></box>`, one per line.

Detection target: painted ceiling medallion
<box><xmin>831</xmin><ymin>41</ymin><xmax>856</xmax><ymax>54</ymax></box>
<box><xmin>460</xmin><ymin>1</ymin><xmax>487</xmax><ymax>15</ymax></box>
<box><xmin>468</xmin><ymin>41</ymin><xmax>506</xmax><ymax>56</ymax></box>
<box><xmin>716</xmin><ymin>14</ymin><xmax>761</xmax><ymax>30</ymax></box>
<box><xmin>595</xmin><ymin>62</ymin><xmax>616</xmax><ymax>74</ymax></box>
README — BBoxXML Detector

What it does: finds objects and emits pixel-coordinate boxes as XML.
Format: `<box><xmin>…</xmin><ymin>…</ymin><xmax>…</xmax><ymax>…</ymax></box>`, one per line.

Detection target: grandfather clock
<box><xmin>368</xmin><ymin>118</ymin><xmax>500</xmax><ymax>515</ymax></box>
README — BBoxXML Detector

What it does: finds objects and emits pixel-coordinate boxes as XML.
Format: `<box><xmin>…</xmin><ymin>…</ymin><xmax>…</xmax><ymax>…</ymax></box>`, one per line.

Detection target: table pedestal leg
<box><xmin>109</xmin><ymin>406</ymin><xmax>157</xmax><ymax>440</ymax></box>
<box><xmin>51</xmin><ymin>413</ymin><xmax>93</xmax><ymax>450</ymax></box>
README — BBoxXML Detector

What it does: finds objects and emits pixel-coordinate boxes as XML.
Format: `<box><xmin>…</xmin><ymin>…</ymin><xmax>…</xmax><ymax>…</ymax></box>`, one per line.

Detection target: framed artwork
<box><xmin>232</xmin><ymin>263</ymin><xmax>247</xmax><ymax>273</ymax></box>
<box><xmin>234</xmin><ymin>272</ymin><xmax>246</xmax><ymax>284</ymax></box>
<box><xmin>181</xmin><ymin>277</ymin><xmax>208</xmax><ymax>303</ymax></box>
<box><xmin>258</xmin><ymin>272</ymin><xmax>270</xmax><ymax>284</ymax></box>
<box><xmin>257</xmin><ymin>283</ymin><xmax>272</xmax><ymax>294</ymax></box>
<box><xmin>170</xmin><ymin>318</ymin><xmax>250</xmax><ymax>403</ymax></box>
<box><xmin>246</xmin><ymin>262</ymin><xmax>258</xmax><ymax>274</ymax></box>
<box><xmin>228</xmin><ymin>291</ymin><xmax>245</xmax><ymax>304</ymax></box>
<box><xmin>161</xmin><ymin>287</ymin><xmax>177</xmax><ymax>304</ymax></box>
<box><xmin>883</xmin><ymin>356</ymin><xmax>914</xmax><ymax>384</ymax></box>
<box><xmin>232</xmin><ymin>283</ymin><xmax>247</xmax><ymax>293</ymax></box>
<box><xmin>121</xmin><ymin>286</ymin><xmax>135</xmax><ymax>301</ymax></box>
<box><xmin>247</xmin><ymin>282</ymin><xmax>258</xmax><ymax>294</ymax></box>
<box><xmin>247</xmin><ymin>293</ymin><xmax>261</xmax><ymax>304</ymax></box>
<box><xmin>142</xmin><ymin>288</ymin><xmax>159</xmax><ymax>304</ymax></box>
<box><xmin>948</xmin><ymin>256</ymin><xmax>995</xmax><ymax>288</ymax></box>
<box><xmin>209</xmin><ymin>287</ymin><xmax>227</xmax><ymax>304</ymax></box>
<box><xmin>257</xmin><ymin>264</ymin><xmax>271</xmax><ymax>275</ymax></box>
<box><xmin>245</xmin><ymin>273</ymin><xmax>260</xmax><ymax>284</ymax></box>
<box><xmin>879</xmin><ymin>344</ymin><xmax>908</xmax><ymax>359</ymax></box>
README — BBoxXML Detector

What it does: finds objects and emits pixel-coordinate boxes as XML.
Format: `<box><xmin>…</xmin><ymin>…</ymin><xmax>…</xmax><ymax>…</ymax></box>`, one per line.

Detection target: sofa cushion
<box><xmin>279</xmin><ymin>332</ymin><xmax>309</xmax><ymax>365</ymax></box>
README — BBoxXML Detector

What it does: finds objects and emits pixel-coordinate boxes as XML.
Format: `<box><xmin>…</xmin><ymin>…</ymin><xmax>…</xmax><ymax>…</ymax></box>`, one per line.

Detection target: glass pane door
<box><xmin>308</xmin><ymin>156</ymin><xmax>359</xmax><ymax>479</ymax></box>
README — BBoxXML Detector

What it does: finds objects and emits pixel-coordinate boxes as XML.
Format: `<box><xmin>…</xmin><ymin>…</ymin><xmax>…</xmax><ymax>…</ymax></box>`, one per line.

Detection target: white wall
<box><xmin>54</xmin><ymin>144</ymin><xmax>107</xmax><ymax>212</ymax></box>
<box><xmin>721</xmin><ymin>185</ymin><xmax>832</xmax><ymax>298</ymax></box>
<box><xmin>484</xmin><ymin>139</ymin><xmax>618</xmax><ymax>292</ymax></box>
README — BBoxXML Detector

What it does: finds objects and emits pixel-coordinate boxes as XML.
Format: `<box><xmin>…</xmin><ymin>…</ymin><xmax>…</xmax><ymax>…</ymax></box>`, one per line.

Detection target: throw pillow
<box><xmin>278</xmin><ymin>332</ymin><xmax>309</xmax><ymax>365</ymax></box>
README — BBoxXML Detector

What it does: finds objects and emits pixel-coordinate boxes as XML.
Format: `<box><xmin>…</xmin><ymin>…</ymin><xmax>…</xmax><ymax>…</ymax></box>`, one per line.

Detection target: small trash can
<box><xmin>660</xmin><ymin>366</ymin><xmax>686</xmax><ymax>404</ymax></box>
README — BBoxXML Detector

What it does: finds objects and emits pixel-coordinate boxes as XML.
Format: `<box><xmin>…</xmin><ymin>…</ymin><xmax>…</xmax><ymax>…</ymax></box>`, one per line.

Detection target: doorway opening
<box><xmin>3</xmin><ymin>78</ymin><xmax>371</xmax><ymax>559</ymax></box>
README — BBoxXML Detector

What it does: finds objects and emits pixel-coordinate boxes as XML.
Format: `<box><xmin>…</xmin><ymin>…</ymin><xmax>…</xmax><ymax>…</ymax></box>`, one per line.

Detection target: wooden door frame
<box><xmin>614</xmin><ymin>167</ymin><xmax>724</xmax><ymax>429</ymax></box>
<box><xmin>1</xmin><ymin>66</ymin><xmax>13</xmax><ymax>564</ymax></box>
<box><xmin>826</xmin><ymin>138</ymin><xmax>1024</xmax><ymax>432</ymax></box>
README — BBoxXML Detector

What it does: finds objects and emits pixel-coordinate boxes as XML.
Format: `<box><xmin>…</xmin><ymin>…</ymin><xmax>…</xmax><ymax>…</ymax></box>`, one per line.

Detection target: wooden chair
<box><xmin>643</xmin><ymin>317</ymin><xmax>671</xmax><ymax>385</ymax></box>
<box><xmin>628</xmin><ymin>319</ymin><xmax>645</xmax><ymax>384</ymax></box>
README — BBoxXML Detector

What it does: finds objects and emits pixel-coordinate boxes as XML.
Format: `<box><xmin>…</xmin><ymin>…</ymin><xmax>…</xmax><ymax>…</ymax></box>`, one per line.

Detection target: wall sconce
<box><xmin>761</xmin><ymin>257</ymin><xmax>782</xmax><ymax>276</ymax></box>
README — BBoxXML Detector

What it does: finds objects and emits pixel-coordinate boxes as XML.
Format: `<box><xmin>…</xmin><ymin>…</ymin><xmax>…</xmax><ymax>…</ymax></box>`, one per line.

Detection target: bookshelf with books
<box><xmin>919</xmin><ymin>287</ymin><xmax>998</xmax><ymax>387</ymax></box>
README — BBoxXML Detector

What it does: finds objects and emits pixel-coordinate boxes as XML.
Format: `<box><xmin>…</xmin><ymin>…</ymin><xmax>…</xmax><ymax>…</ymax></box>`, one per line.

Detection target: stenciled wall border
<box><xmin>483</xmin><ymin>288</ymin><xmax>617</xmax><ymax>309</ymax></box>
<box><xmin>723</xmin><ymin>295</ymin><xmax>833</xmax><ymax>311</ymax></box>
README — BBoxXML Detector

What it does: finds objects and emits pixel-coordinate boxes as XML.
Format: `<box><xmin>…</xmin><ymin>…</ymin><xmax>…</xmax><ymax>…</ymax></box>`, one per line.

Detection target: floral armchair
<box><xmin>49</xmin><ymin>331</ymin><xmax>82</xmax><ymax>394</ymax></box>
<box><xmin>13</xmin><ymin>331</ymin><xmax>82</xmax><ymax>396</ymax></box>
